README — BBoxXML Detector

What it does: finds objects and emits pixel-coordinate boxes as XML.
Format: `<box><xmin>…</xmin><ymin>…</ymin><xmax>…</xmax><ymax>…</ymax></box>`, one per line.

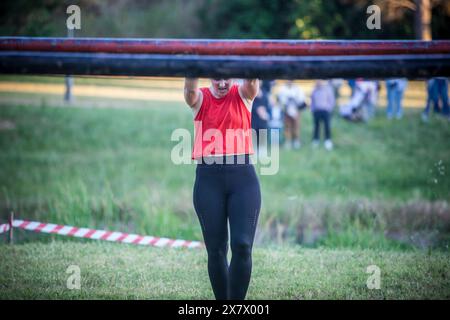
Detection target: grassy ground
<box><xmin>1</xmin><ymin>242</ymin><xmax>449</xmax><ymax>299</ymax></box>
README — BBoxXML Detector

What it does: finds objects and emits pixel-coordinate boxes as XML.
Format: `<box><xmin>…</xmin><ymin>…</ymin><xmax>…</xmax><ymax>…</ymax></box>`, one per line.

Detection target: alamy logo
<box><xmin>170</xmin><ymin>124</ymin><xmax>280</xmax><ymax>175</ymax></box>
<box><xmin>66</xmin><ymin>5</ymin><xmax>81</xmax><ymax>30</ymax></box>
<box><xmin>366</xmin><ymin>265</ymin><xmax>381</xmax><ymax>289</ymax></box>
<box><xmin>66</xmin><ymin>265</ymin><xmax>81</xmax><ymax>290</ymax></box>
<box><xmin>366</xmin><ymin>5</ymin><xmax>381</xmax><ymax>30</ymax></box>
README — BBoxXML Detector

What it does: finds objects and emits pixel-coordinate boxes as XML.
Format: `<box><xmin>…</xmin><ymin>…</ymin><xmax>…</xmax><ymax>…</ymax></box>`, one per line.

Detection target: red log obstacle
<box><xmin>0</xmin><ymin>37</ymin><xmax>449</xmax><ymax>56</ymax></box>
<box><xmin>0</xmin><ymin>37</ymin><xmax>449</xmax><ymax>79</ymax></box>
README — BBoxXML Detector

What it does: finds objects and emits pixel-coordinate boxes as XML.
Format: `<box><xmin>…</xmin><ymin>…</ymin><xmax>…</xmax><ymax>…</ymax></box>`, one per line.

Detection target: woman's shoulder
<box><xmin>200</xmin><ymin>87</ymin><xmax>211</xmax><ymax>95</ymax></box>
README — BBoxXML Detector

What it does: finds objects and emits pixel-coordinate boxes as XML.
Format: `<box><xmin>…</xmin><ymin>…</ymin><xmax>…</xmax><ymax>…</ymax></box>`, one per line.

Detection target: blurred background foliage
<box><xmin>0</xmin><ymin>0</ymin><xmax>449</xmax><ymax>39</ymax></box>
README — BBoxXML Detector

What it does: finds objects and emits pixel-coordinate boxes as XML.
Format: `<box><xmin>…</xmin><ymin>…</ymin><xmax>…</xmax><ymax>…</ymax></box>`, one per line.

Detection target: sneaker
<box><xmin>324</xmin><ymin>140</ymin><xmax>333</xmax><ymax>151</ymax></box>
<box><xmin>293</xmin><ymin>140</ymin><xmax>301</xmax><ymax>150</ymax></box>
<box><xmin>312</xmin><ymin>140</ymin><xmax>320</xmax><ymax>148</ymax></box>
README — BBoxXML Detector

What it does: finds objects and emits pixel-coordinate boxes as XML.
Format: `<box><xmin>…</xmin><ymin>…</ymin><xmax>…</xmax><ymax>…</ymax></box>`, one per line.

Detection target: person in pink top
<box><xmin>184</xmin><ymin>78</ymin><xmax>260</xmax><ymax>300</ymax></box>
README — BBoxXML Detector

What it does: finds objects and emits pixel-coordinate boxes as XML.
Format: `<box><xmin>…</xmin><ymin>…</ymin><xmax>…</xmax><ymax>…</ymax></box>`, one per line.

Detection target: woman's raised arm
<box><xmin>184</xmin><ymin>78</ymin><xmax>203</xmax><ymax>110</ymax></box>
<box><xmin>239</xmin><ymin>79</ymin><xmax>259</xmax><ymax>101</ymax></box>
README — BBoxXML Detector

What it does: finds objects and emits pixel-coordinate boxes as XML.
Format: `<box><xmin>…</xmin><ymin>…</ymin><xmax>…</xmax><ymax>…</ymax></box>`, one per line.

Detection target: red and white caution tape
<box><xmin>10</xmin><ymin>219</ymin><xmax>202</xmax><ymax>249</ymax></box>
<box><xmin>0</xmin><ymin>223</ymin><xmax>10</xmax><ymax>234</ymax></box>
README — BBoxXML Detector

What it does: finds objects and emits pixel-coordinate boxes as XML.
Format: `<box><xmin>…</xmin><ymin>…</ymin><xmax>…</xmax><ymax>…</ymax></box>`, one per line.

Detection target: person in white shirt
<box><xmin>276</xmin><ymin>80</ymin><xmax>306</xmax><ymax>149</ymax></box>
<box><xmin>339</xmin><ymin>79</ymin><xmax>376</xmax><ymax>122</ymax></box>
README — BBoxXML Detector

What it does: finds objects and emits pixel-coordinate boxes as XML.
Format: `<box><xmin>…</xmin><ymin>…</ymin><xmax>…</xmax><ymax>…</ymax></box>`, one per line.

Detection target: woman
<box><xmin>184</xmin><ymin>78</ymin><xmax>261</xmax><ymax>300</ymax></box>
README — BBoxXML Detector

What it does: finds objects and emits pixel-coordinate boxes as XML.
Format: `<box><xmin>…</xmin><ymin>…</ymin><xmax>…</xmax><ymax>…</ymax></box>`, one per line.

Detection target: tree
<box><xmin>197</xmin><ymin>0</ymin><xmax>295</xmax><ymax>39</ymax></box>
<box><xmin>415</xmin><ymin>0</ymin><xmax>432</xmax><ymax>40</ymax></box>
<box><xmin>375</xmin><ymin>0</ymin><xmax>450</xmax><ymax>40</ymax></box>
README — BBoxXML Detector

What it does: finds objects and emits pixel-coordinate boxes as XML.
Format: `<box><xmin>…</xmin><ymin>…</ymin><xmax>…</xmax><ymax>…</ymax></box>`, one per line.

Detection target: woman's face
<box><xmin>211</xmin><ymin>79</ymin><xmax>233</xmax><ymax>98</ymax></box>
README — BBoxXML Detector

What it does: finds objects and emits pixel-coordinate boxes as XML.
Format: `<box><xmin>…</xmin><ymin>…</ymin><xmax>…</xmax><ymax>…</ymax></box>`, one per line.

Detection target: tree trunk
<box><xmin>415</xmin><ymin>0</ymin><xmax>432</xmax><ymax>40</ymax></box>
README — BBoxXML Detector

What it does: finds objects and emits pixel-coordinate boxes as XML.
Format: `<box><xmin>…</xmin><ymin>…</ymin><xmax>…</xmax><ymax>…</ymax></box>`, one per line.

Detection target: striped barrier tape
<box><xmin>0</xmin><ymin>223</ymin><xmax>10</xmax><ymax>234</ymax></box>
<box><xmin>1</xmin><ymin>219</ymin><xmax>202</xmax><ymax>249</ymax></box>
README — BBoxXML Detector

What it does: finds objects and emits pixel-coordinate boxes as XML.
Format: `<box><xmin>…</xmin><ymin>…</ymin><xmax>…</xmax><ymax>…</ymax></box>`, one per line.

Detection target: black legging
<box><xmin>193</xmin><ymin>155</ymin><xmax>261</xmax><ymax>300</ymax></box>
<box><xmin>313</xmin><ymin>110</ymin><xmax>331</xmax><ymax>140</ymax></box>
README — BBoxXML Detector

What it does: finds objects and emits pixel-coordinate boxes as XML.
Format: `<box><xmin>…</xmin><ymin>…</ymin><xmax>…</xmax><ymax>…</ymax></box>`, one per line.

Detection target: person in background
<box><xmin>422</xmin><ymin>79</ymin><xmax>439</xmax><ymax>121</ymax></box>
<box><xmin>339</xmin><ymin>78</ymin><xmax>371</xmax><ymax>122</ymax></box>
<box><xmin>311</xmin><ymin>80</ymin><xmax>335</xmax><ymax>151</ymax></box>
<box><xmin>347</xmin><ymin>79</ymin><xmax>356</xmax><ymax>97</ymax></box>
<box><xmin>276</xmin><ymin>80</ymin><xmax>307</xmax><ymax>150</ymax></box>
<box><xmin>329</xmin><ymin>78</ymin><xmax>344</xmax><ymax>108</ymax></box>
<box><xmin>422</xmin><ymin>77</ymin><xmax>449</xmax><ymax>121</ymax></box>
<box><xmin>268</xmin><ymin>94</ymin><xmax>284</xmax><ymax>148</ymax></box>
<box><xmin>363</xmin><ymin>81</ymin><xmax>379</xmax><ymax>120</ymax></box>
<box><xmin>436</xmin><ymin>77</ymin><xmax>450</xmax><ymax>118</ymax></box>
<box><xmin>386</xmin><ymin>78</ymin><xmax>408</xmax><ymax>120</ymax></box>
<box><xmin>251</xmin><ymin>81</ymin><xmax>271</xmax><ymax>155</ymax></box>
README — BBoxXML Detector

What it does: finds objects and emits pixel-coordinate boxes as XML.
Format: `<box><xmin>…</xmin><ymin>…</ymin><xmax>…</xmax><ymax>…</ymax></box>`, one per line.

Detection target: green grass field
<box><xmin>0</xmin><ymin>78</ymin><xmax>450</xmax><ymax>299</ymax></box>
<box><xmin>1</xmin><ymin>242</ymin><xmax>449</xmax><ymax>299</ymax></box>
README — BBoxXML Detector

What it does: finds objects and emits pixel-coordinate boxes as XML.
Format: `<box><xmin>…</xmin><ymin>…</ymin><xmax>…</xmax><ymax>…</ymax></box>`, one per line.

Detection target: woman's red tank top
<box><xmin>192</xmin><ymin>84</ymin><xmax>254</xmax><ymax>159</ymax></box>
